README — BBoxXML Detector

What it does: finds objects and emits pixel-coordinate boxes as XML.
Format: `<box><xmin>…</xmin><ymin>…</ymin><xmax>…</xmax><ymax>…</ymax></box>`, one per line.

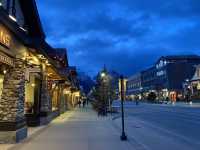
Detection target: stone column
<box><xmin>0</xmin><ymin>58</ymin><xmax>27</xmax><ymax>143</ymax></box>
<box><xmin>39</xmin><ymin>63</ymin><xmax>52</xmax><ymax>125</ymax></box>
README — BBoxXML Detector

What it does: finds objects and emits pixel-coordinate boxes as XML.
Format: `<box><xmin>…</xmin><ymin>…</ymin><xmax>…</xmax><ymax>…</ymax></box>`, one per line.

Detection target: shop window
<box><xmin>52</xmin><ymin>85</ymin><xmax>59</xmax><ymax>111</ymax></box>
<box><xmin>25</xmin><ymin>73</ymin><xmax>41</xmax><ymax>115</ymax></box>
<box><xmin>25</xmin><ymin>75</ymin><xmax>35</xmax><ymax>114</ymax></box>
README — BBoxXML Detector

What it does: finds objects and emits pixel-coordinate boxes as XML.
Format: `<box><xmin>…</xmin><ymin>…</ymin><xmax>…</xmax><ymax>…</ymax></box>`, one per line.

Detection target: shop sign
<box><xmin>0</xmin><ymin>53</ymin><xmax>14</xmax><ymax>66</ymax></box>
<box><xmin>0</xmin><ymin>26</ymin><xmax>11</xmax><ymax>48</ymax></box>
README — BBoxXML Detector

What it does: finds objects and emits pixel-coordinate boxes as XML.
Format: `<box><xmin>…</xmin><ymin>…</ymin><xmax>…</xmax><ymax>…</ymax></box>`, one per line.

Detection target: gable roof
<box><xmin>19</xmin><ymin>0</ymin><xmax>45</xmax><ymax>38</ymax></box>
<box><xmin>44</xmin><ymin>47</ymin><xmax>69</xmax><ymax>67</ymax></box>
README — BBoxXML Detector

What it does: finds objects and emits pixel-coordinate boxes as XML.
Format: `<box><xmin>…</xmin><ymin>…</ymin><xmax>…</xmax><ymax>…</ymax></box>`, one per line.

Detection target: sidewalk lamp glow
<box><xmin>3</xmin><ymin>70</ymin><xmax>7</xmax><ymax>74</ymax></box>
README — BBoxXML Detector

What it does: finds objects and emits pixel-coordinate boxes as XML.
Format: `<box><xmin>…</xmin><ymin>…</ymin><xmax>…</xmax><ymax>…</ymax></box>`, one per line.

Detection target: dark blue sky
<box><xmin>36</xmin><ymin>0</ymin><xmax>200</xmax><ymax>76</ymax></box>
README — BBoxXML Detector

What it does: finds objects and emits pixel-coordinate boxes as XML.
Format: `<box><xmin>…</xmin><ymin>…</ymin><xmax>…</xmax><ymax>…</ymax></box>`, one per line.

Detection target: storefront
<box><xmin>0</xmin><ymin>21</ymin><xmax>28</xmax><ymax>143</ymax></box>
<box><xmin>0</xmin><ymin>0</ymin><xmax>81</xmax><ymax>143</ymax></box>
<box><xmin>24</xmin><ymin>65</ymin><xmax>42</xmax><ymax>126</ymax></box>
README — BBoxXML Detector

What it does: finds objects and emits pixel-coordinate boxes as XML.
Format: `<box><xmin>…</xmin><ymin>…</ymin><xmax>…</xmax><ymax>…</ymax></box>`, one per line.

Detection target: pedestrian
<box><xmin>78</xmin><ymin>100</ymin><xmax>81</xmax><ymax>108</ymax></box>
<box><xmin>82</xmin><ymin>100</ymin><xmax>86</xmax><ymax>108</ymax></box>
<box><xmin>86</xmin><ymin>98</ymin><xmax>89</xmax><ymax>105</ymax></box>
<box><xmin>136</xmin><ymin>99</ymin><xmax>139</xmax><ymax>105</ymax></box>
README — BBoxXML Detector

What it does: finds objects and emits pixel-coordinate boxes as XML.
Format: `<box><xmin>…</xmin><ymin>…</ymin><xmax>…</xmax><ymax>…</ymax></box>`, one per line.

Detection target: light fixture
<box><xmin>33</xmin><ymin>56</ymin><xmax>39</xmax><ymax>63</ymax></box>
<box><xmin>48</xmin><ymin>73</ymin><xmax>53</xmax><ymax>76</ymax></box>
<box><xmin>31</xmin><ymin>83</ymin><xmax>35</xmax><ymax>87</ymax></box>
<box><xmin>101</xmin><ymin>72</ymin><xmax>106</xmax><ymax>78</ymax></box>
<box><xmin>64</xmin><ymin>89</ymin><xmax>70</xmax><ymax>95</ymax></box>
<box><xmin>9</xmin><ymin>15</ymin><xmax>17</xmax><ymax>22</ymax></box>
<box><xmin>19</xmin><ymin>27</ymin><xmax>27</xmax><ymax>32</ymax></box>
<box><xmin>45</xmin><ymin>60</ymin><xmax>51</xmax><ymax>66</ymax></box>
<box><xmin>0</xmin><ymin>2</ymin><xmax>2</xmax><ymax>6</ymax></box>
<box><xmin>3</xmin><ymin>70</ymin><xmax>7</xmax><ymax>74</ymax></box>
<box><xmin>38</xmin><ymin>54</ymin><xmax>45</xmax><ymax>59</ymax></box>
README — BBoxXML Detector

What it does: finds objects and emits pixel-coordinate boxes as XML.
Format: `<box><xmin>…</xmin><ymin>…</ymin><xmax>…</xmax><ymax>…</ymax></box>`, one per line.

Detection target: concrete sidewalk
<box><xmin>2</xmin><ymin>106</ymin><xmax>140</xmax><ymax>150</ymax></box>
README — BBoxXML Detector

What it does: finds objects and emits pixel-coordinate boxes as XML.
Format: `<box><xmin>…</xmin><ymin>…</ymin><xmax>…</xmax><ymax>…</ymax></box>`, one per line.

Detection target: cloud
<box><xmin>36</xmin><ymin>0</ymin><xmax>200</xmax><ymax>76</ymax></box>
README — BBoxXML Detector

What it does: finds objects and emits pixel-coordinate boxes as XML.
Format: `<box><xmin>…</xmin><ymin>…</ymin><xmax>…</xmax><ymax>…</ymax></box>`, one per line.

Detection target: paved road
<box><xmin>113</xmin><ymin>101</ymin><xmax>200</xmax><ymax>150</ymax></box>
<box><xmin>9</xmin><ymin>106</ymin><xmax>137</xmax><ymax>150</ymax></box>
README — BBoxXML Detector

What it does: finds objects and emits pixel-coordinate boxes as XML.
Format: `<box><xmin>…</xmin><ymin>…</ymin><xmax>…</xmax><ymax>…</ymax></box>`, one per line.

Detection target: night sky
<box><xmin>36</xmin><ymin>0</ymin><xmax>200</xmax><ymax>77</ymax></box>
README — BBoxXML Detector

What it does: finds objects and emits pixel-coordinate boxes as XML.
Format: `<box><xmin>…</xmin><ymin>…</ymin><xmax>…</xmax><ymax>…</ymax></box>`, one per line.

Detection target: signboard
<box><xmin>0</xmin><ymin>25</ymin><xmax>11</xmax><ymax>48</ymax></box>
<box><xmin>0</xmin><ymin>52</ymin><xmax>14</xmax><ymax>66</ymax></box>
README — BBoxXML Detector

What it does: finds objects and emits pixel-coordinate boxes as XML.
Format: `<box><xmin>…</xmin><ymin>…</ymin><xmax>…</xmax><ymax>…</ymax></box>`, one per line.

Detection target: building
<box><xmin>141</xmin><ymin>67</ymin><xmax>157</xmax><ymax>92</ymax></box>
<box><xmin>126</xmin><ymin>73</ymin><xmax>142</xmax><ymax>100</ymax></box>
<box><xmin>153</xmin><ymin>55</ymin><xmax>200</xmax><ymax>101</ymax></box>
<box><xmin>127</xmin><ymin>55</ymin><xmax>200</xmax><ymax>102</ymax></box>
<box><xmin>186</xmin><ymin>65</ymin><xmax>200</xmax><ymax>100</ymax></box>
<box><xmin>0</xmin><ymin>0</ymin><xmax>80</xmax><ymax>143</ymax></box>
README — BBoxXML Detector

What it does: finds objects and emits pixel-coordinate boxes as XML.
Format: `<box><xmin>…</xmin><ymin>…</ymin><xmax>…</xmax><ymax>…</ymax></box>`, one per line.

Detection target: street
<box><xmin>113</xmin><ymin>101</ymin><xmax>200</xmax><ymax>150</ymax></box>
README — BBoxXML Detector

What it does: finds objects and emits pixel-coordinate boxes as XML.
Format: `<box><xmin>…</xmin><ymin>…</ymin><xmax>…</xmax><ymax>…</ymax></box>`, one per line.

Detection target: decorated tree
<box><xmin>91</xmin><ymin>67</ymin><xmax>117</xmax><ymax>115</ymax></box>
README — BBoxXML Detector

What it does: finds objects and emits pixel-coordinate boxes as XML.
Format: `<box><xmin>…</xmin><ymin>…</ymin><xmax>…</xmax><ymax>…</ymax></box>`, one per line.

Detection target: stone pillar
<box><xmin>39</xmin><ymin>63</ymin><xmax>52</xmax><ymax>125</ymax></box>
<box><xmin>0</xmin><ymin>58</ymin><xmax>27</xmax><ymax>143</ymax></box>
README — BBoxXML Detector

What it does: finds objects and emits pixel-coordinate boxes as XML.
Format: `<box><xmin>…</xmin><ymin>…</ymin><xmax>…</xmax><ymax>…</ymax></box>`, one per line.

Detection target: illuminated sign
<box><xmin>0</xmin><ymin>26</ymin><xmax>11</xmax><ymax>48</ymax></box>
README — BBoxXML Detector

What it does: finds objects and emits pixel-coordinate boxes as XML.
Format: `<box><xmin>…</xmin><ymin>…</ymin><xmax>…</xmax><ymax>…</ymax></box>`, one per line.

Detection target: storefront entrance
<box><xmin>25</xmin><ymin>72</ymin><xmax>42</xmax><ymax>126</ymax></box>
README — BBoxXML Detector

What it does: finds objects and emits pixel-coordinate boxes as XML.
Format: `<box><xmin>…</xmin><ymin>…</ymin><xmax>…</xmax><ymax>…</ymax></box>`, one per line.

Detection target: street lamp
<box><xmin>101</xmin><ymin>72</ymin><xmax>106</xmax><ymax>78</ymax></box>
<box><xmin>120</xmin><ymin>75</ymin><xmax>127</xmax><ymax>141</ymax></box>
<box><xmin>101</xmin><ymin>71</ymin><xmax>107</xmax><ymax>115</ymax></box>
<box><xmin>140</xmin><ymin>87</ymin><xmax>143</xmax><ymax>100</ymax></box>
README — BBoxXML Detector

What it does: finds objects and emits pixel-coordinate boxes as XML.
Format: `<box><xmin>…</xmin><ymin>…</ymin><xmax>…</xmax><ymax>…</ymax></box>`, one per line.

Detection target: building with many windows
<box><xmin>126</xmin><ymin>73</ymin><xmax>142</xmax><ymax>100</ymax></box>
<box><xmin>127</xmin><ymin>55</ymin><xmax>200</xmax><ymax>102</ymax></box>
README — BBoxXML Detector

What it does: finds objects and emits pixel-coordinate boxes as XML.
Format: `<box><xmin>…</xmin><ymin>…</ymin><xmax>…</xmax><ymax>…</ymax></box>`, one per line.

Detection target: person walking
<box><xmin>78</xmin><ymin>100</ymin><xmax>81</xmax><ymax>108</ymax></box>
<box><xmin>82</xmin><ymin>100</ymin><xmax>86</xmax><ymax>108</ymax></box>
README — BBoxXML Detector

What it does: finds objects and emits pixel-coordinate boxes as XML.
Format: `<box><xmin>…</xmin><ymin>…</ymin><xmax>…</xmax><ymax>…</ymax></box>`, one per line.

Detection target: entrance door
<box><xmin>33</xmin><ymin>77</ymin><xmax>42</xmax><ymax>116</ymax></box>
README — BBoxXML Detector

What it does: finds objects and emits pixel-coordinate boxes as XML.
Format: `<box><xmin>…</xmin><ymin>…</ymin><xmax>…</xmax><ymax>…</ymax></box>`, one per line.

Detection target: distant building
<box><xmin>127</xmin><ymin>55</ymin><xmax>200</xmax><ymax>102</ymax></box>
<box><xmin>126</xmin><ymin>73</ymin><xmax>142</xmax><ymax>100</ymax></box>
<box><xmin>188</xmin><ymin>65</ymin><xmax>200</xmax><ymax>99</ymax></box>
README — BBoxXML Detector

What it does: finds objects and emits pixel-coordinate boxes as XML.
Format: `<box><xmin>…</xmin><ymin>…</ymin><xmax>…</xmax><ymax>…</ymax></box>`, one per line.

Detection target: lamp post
<box><xmin>101</xmin><ymin>72</ymin><xmax>107</xmax><ymax>115</ymax></box>
<box><xmin>120</xmin><ymin>75</ymin><xmax>127</xmax><ymax>141</ymax></box>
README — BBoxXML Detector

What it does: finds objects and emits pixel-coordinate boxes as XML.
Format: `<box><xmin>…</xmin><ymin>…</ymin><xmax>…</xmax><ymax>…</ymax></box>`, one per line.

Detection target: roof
<box><xmin>157</xmin><ymin>55</ymin><xmax>200</xmax><ymax>63</ymax></box>
<box><xmin>0</xmin><ymin>0</ymin><xmax>45</xmax><ymax>45</ymax></box>
<box><xmin>47</xmin><ymin>48</ymin><xmax>69</xmax><ymax>67</ymax></box>
<box><xmin>0</xmin><ymin>7</ymin><xmax>30</xmax><ymax>45</ymax></box>
<box><xmin>128</xmin><ymin>73</ymin><xmax>141</xmax><ymax>81</ymax></box>
<box><xmin>19</xmin><ymin>0</ymin><xmax>45</xmax><ymax>38</ymax></box>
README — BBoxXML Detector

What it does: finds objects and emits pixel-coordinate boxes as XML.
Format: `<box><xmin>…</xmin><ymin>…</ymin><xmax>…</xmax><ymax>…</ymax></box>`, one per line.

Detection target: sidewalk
<box><xmin>2</xmin><ymin>105</ymin><xmax>140</xmax><ymax>150</ymax></box>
